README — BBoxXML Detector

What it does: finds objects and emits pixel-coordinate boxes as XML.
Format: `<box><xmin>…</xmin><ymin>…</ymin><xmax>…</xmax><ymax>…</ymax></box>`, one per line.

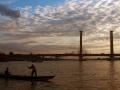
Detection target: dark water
<box><xmin>0</xmin><ymin>60</ymin><xmax>120</xmax><ymax>90</ymax></box>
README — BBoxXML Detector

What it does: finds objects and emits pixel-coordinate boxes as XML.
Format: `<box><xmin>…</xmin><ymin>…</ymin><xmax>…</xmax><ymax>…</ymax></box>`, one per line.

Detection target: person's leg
<box><xmin>35</xmin><ymin>71</ymin><xmax>37</xmax><ymax>77</ymax></box>
<box><xmin>31</xmin><ymin>71</ymin><xmax>34</xmax><ymax>77</ymax></box>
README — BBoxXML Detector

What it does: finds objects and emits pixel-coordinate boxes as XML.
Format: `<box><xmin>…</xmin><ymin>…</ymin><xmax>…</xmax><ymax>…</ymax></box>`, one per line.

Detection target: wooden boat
<box><xmin>0</xmin><ymin>73</ymin><xmax>55</xmax><ymax>81</ymax></box>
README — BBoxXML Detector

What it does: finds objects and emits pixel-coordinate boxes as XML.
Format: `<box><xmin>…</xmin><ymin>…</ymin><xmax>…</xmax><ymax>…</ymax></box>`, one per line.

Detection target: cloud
<box><xmin>0</xmin><ymin>4</ymin><xmax>20</xmax><ymax>18</ymax></box>
<box><xmin>17</xmin><ymin>0</ymin><xmax>120</xmax><ymax>35</ymax></box>
<box><xmin>1</xmin><ymin>0</ymin><xmax>120</xmax><ymax>53</ymax></box>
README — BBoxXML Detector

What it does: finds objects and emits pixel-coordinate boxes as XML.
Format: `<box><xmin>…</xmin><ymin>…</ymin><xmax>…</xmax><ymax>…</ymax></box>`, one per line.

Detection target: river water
<box><xmin>0</xmin><ymin>60</ymin><xmax>120</xmax><ymax>90</ymax></box>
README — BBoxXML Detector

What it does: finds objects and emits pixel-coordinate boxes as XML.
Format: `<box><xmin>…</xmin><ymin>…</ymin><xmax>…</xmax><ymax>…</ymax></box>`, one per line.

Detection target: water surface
<box><xmin>0</xmin><ymin>60</ymin><xmax>120</xmax><ymax>90</ymax></box>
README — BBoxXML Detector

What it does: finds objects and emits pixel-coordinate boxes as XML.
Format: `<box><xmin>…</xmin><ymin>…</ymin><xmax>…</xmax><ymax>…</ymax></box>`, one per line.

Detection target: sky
<box><xmin>0</xmin><ymin>0</ymin><xmax>120</xmax><ymax>54</ymax></box>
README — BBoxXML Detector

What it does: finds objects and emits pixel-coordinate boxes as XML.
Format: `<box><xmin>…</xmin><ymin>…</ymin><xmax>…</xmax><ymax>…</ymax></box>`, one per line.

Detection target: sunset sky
<box><xmin>0</xmin><ymin>0</ymin><xmax>120</xmax><ymax>54</ymax></box>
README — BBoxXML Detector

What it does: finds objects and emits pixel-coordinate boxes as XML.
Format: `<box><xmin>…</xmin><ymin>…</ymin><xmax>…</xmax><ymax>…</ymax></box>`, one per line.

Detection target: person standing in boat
<box><xmin>4</xmin><ymin>67</ymin><xmax>11</xmax><ymax>76</ymax></box>
<box><xmin>28</xmin><ymin>64</ymin><xmax>37</xmax><ymax>77</ymax></box>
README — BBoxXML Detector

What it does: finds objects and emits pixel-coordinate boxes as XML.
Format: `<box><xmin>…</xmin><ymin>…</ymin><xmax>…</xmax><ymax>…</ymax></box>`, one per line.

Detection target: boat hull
<box><xmin>0</xmin><ymin>74</ymin><xmax>55</xmax><ymax>81</ymax></box>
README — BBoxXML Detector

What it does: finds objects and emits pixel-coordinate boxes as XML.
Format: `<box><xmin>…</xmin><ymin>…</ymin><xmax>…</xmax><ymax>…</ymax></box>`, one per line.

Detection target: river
<box><xmin>0</xmin><ymin>60</ymin><xmax>120</xmax><ymax>90</ymax></box>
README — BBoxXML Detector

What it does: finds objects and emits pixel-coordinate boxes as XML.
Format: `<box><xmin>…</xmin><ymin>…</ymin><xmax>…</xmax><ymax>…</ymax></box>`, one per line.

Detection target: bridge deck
<box><xmin>37</xmin><ymin>54</ymin><xmax>120</xmax><ymax>57</ymax></box>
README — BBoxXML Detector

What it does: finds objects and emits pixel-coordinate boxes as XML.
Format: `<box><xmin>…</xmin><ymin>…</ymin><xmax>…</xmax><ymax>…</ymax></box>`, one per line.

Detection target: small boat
<box><xmin>0</xmin><ymin>73</ymin><xmax>55</xmax><ymax>81</ymax></box>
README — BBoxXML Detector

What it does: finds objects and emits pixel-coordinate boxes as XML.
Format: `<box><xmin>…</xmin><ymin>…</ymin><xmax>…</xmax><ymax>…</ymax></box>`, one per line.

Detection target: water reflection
<box><xmin>79</xmin><ymin>62</ymin><xmax>84</xmax><ymax>88</ymax></box>
<box><xmin>30</xmin><ymin>81</ymin><xmax>37</xmax><ymax>90</ymax></box>
<box><xmin>3</xmin><ymin>79</ymin><xmax>9</xmax><ymax>89</ymax></box>
<box><xmin>109</xmin><ymin>61</ymin><xmax>116</xmax><ymax>90</ymax></box>
<box><xmin>2</xmin><ymin>79</ymin><xmax>56</xmax><ymax>90</ymax></box>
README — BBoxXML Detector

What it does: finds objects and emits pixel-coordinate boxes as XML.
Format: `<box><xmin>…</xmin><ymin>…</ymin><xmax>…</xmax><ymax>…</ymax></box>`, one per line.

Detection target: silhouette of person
<box><xmin>4</xmin><ymin>67</ymin><xmax>10</xmax><ymax>76</ymax></box>
<box><xmin>28</xmin><ymin>64</ymin><xmax>37</xmax><ymax>77</ymax></box>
